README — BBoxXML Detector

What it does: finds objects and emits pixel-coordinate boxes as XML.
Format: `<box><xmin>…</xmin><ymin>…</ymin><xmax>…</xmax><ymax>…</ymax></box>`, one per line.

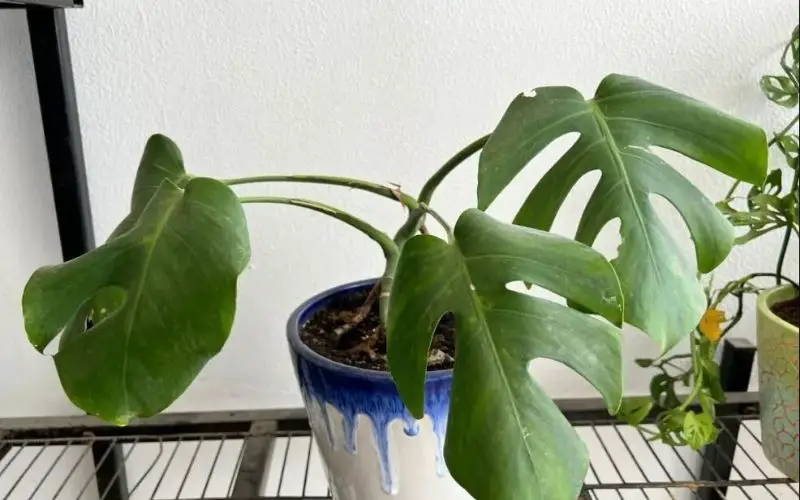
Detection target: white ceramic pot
<box><xmin>287</xmin><ymin>280</ymin><xmax>472</xmax><ymax>500</ymax></box>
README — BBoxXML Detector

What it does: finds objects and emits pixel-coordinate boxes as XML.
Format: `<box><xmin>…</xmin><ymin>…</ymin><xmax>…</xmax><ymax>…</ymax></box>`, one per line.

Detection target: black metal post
<box><xmin>26</xmin><ymin>6</ymin><xmax>94</xmax><ymax>261</ymax></box>
<box><xmin>697</xmin><ymin>337</ymin><xmax>757</xmax><ymax>500</ymax></box>
<box><xmin>91</xmin><ymin>441</ymin><xmax>129</xmax><ymax>500</ymax></box>
<box><xmin>232</xmin><ymin>420</ymin><xmax>277</xmax><ymax>497</ymax></box>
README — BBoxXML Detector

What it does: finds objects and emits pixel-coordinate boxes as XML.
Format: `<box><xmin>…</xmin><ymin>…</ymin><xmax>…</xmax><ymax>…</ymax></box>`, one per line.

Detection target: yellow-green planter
<box><xmin>756</xmin><ymin>284</ymin><xmax>799</xmax><ymax>480</ymax></box>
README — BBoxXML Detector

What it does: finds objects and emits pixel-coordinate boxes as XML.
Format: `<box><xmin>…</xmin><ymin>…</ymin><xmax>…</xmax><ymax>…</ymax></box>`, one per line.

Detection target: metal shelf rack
<box><xmin>1</xmin><ymin>0</ymin><xmax>94</xmax><ymax>262</ymax></box>
<box><xmin>1</xmin><ymin>340</ymin><xmax>797</xmax><ymax>500</ymax></box>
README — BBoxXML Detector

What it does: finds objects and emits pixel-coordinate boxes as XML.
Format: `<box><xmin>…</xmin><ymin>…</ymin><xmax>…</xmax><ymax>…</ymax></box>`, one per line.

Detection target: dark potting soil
<box><xmin>300</xmin><ymin>288</ymin><xmax>456</xmax><ymax>372</ymax></box>
<box><xmin>771</xmin><ymin>295</ymin><xmax>800</xmax><ymax>328</ymax></box>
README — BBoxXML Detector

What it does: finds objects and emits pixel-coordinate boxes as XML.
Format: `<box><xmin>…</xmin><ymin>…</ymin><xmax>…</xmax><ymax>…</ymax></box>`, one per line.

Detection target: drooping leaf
<box><xmin>388</xmin><ymin>209</ymin><xmax>624</xmax><ymax>500</ymax></box>
<box><xmin>479</xmin><ymin>74</ymin><xmax>768</xmax><ymax>351</ymax></box>
<box><xmin>617</xmin><ymin>397</ymin><xmax>654</xmax><ymax>426</ymax></box>
<box><xmin>23</xmin><ymin>138</ymin><xmax>250</xmax><ymax>424</ymax></box>
<box><xmin>109</xmin><ymin>134</ymin><xmax>190</xmax><ymax>240</ymax></box>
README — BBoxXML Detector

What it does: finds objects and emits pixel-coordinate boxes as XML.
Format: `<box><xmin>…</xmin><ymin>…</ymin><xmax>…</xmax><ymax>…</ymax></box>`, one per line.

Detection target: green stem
<box><xmin>225</xmin><ymin>175</ymin><xmax>420</xmax><ymax>210</ymax></box>
<box><xmin>393</xmin><ymin>135</ymin><xmax>490</xmax><ymax>246</ymax></box>
<box><xmin>779</xmin><ymin>31</ymin><xmax>799</xmax><ymax>88</ymax></box>
<box><xmin>775</xmin><ymin>164</ymin><xmax>800</xmax><ymax>285</ymax></box>
<box><xmin>420</xmin><ymin>204</ymin><xmax>454</xmax><ymax>241</ymax></box>
<box><xmin>771</xmin><ymin>115</ymin><xmax>800</xmax><ymax>146</ymax></box>
<box><xmin>239</xmin><ymin>196</ymin><xmax>399</xmax><ymax>259</ymax></box>
<box><xmin>655</xmin><ymin>353</ymin><xmax>692</xmax><ymax>367</ymax></box>
<box><xmin>724</xmin><ymin>115</ymin><xmax>799</xmax><ymax>202</ymax></box>
<box><xmin>677</xmin><ymin>339</ymin><xmax>703</xmax><ymax>412</ymax></box>
<box><xmin>419</xmin><ymin>134</ymin><xmax>490</xmax><ymax>204</ymax></box>
<box><xmin>723</xmin><ymin>180</ymin><xmax>741</xmax><ymax>202</ymax></box>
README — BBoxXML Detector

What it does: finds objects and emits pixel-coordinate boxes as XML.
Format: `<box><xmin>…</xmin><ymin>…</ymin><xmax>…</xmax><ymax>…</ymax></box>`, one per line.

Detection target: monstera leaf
<box><xmin>479</xmin><ymin>74</ymin><xmax>768</xmax><ymax>350</ymax></box>
<box><xmin>388</xmin><ymin>209</ymin><xmax>624</xmax><ymax>500</ymax></box>
<box><xmin>23</xmin><ymin>135</ymin><xmax>251</xmax><ymax>424</ymax></box>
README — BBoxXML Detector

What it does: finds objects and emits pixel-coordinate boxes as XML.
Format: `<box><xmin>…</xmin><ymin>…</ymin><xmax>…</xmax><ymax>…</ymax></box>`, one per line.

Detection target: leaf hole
<box><xmin>484</xmin><ymin>133</ymin><xmax>580</xmax><ymax>222</ymax></box>
<box><xmin>592</xmin><ymin>217</ymin><xmax>622</xmax><ymax>263</ymax></box>
<box><xmin>505</xmin><ymin>281</ymin><xmax>565</xmax><ymax>306</ymax></box>
<box><xmin>551</xmin><ymin>169</ymin><xmax>602</xmax><ymax>238</ymax></box>
<box><xmin>527</xmin><ymin>358</ymin><xmax>597</xmax><ymax>397</ymax></box>
<box><xmin>648</xmin><ymin>193</ymin><xmax>696</xmax><ymax>270</ymax></box>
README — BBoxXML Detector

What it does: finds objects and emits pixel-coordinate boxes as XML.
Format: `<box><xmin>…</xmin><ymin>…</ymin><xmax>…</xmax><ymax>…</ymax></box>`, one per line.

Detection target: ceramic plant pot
<box><xmin>756</xmin><ymin>284</ymin><xmax>799</xmax><ymax>480</ymax></box>
<box><xmin>287</xmin><ymin>279</ymin><xmax>471</xmax><ymax>500</ymax></box>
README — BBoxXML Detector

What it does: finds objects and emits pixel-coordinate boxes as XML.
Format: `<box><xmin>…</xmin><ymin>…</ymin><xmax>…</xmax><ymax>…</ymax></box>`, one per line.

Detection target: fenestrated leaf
<box><xmin>388</xmin><ymin>209</ymin><xmax>624</xmax><ymax>500</ymax></box>
<box><xmin>479</xmin><ymin>74</ymin><xmax>768</xmax><ymax>351</ymax></box>
<box><xmin>23</xmin><ymin>176</ymin><xmax>250</xmax><ymax>424</ymax></box>
<box><xmin>761</xmin><ymin>75</ymin><xmax>799</xmax><ymax>108</ymax></box>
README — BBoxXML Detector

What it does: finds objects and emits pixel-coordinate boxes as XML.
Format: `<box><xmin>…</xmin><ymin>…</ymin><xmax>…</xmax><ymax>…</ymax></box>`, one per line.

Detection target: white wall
<box><xmin>1</xmin><ymin>0</ymin><xmax>798</xmax><ymax>418</ymax></box>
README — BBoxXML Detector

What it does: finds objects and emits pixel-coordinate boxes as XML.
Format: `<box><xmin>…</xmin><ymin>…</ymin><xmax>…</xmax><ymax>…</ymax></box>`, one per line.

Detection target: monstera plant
<box><xmin>23</xmin><ymin>74</ymin><xmax>766</xmax><ymax>500</ymax></box>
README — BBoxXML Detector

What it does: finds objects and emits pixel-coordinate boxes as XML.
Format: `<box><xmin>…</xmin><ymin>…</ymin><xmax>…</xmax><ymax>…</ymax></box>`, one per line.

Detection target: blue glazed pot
<box><xmin>287</xmin><ymin>279</ymin><xmax>470</xmax><ymax>499</ymax></box>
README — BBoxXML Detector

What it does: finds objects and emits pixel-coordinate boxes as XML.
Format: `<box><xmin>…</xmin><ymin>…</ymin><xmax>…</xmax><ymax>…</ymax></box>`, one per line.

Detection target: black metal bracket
<box><xmin>698</xmin><ymin>337</ymin><xmax>758</xmax><ymax>500</ymax></box>
<box><xmin>2</xmin><ymin>1</ymin><xmax>93</xmax><ymax>261</ymax></box>
<box><xmin>0</xmin><ymin>1</ymin><xmax>81</xmax><ymax>9</ymax></box>
<box><xmin>92</xmin><ymin>440</ymin><xmax>130</xmax><ymax>500</ymax></box>
<box><xmin>25</xmin><ymin>6</ymin><xmax>95</xmax><ymax>260</ymax></box>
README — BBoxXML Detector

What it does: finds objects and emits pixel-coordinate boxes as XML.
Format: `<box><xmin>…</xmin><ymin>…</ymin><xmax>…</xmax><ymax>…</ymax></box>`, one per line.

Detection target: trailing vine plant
<box><xmin>620</xmin><ymin>25</ymin><xmax>799</xmax><ymax>450</ymax></box>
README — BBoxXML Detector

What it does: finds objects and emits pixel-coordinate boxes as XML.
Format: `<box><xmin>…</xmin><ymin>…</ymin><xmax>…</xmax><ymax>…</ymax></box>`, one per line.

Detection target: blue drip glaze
<box><xmin>288</xmin><ymin>280</ymin><xmax>454</xmax><ymax>495</ymax></box>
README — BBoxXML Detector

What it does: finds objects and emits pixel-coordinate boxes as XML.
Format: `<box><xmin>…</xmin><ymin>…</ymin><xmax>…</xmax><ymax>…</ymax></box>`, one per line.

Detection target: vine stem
<box><xmin>723</xmin><ymin>114</ymin><xmax>799</xmax><ymax>201</ymax></box>
<box><xmin>772</xmin><ymin>115</ymin><xmax>800</xmax><ymax>146</ymax></box>
<box><xmin>421</xmin><ymin>204</ymin><xmax>454</xmax><ymax>241</ymax></box>
<box><xmin>392</xmin><ymin>134</ymin><xmax>489</xmax><ymax>246</ymax></box>
<box><xmin>775</xmin><ymin>163</ymin><xmax>800</xmax><ymax>285</ymax></box>
<box><xmin>677</xmin><ymin>336</ymin><xmax>704</xmax><ymax>413</ymax></box>
<box><xmin>419</xmin><ymin>135</ymin><xmax>491</xmax><ymax>205</ymax></box>
<box><xmin>224</xmin><ymin>174</ymin><xmax>420</xmax><ymax>210</ymax></box>
<box><xmin>238</xmin><ymin>196</ymin><xmax>399</xmax><ymax>260</ymax></box>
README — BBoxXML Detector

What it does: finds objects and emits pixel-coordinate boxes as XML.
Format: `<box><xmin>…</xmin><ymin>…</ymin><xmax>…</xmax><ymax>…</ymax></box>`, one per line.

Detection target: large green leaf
<box><xmin>23</xmin><ymin>137</ymin><xmax>250</xmax><ymax>424</ymax></box>
<box><xmin>478</xmin><ymin>74</ymin><xmax>768</xmax><ymax>351</ymax></box>
<box><xmin>388</xmin><ymin>209</ymin><xmax>624</xmax><ymax>500</ymax></box>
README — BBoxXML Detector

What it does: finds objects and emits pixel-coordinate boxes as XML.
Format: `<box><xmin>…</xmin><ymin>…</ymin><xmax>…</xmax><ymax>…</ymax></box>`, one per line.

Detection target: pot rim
<box><xmin>757</xmin><ymin>284</ymin><xmax>800</xmax><ymax>333</ymax></box>
<box><xmin>286</xmin><ymin>278</ymin><xmax>453</xmax><ymax>382</ymax></box>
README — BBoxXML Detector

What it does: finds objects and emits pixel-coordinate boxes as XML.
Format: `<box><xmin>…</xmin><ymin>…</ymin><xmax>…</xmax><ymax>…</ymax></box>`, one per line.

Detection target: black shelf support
<box><xmin>26</xmin><ymin>6</ymin><xmax>94</xmax><ymax>261</ymax></box>
<box><xmin>91</xmin><ymin>440</ymin><xmax>130</xmax><ymax>500</ymax></box>
<box><xmin>698</xmin><ymin>337</ymin><xmax>758</xmax><ymax>500</ymax></box>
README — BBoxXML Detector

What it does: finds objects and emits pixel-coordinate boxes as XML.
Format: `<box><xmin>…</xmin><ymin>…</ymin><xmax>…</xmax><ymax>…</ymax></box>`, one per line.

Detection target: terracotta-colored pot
<box><xmin>756</xmin><ymin>284</ymin><xmax>799</xmax><ymax>480</ymax></box>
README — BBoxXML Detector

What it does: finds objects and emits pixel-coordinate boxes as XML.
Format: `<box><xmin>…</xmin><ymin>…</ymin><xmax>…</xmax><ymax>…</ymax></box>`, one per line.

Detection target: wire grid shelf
<box><xmin>1</xmin><ymin>410</ymin><xmax>797</xmax><ymax>500</ymax></box>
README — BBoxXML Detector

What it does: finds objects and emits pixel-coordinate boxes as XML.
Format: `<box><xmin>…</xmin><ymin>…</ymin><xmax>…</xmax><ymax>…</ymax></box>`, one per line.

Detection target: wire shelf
<box><xmin>1</xmin><ymin>406</ymin><xmax>797</xmax><ymax>500</ymax></box>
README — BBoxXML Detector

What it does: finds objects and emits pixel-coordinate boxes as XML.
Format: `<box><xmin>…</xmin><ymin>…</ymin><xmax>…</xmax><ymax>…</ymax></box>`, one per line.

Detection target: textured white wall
<box><xmin>1</xmin><ymin>0</ymin><xmax>798</xmax><ymax>418</ymax></box>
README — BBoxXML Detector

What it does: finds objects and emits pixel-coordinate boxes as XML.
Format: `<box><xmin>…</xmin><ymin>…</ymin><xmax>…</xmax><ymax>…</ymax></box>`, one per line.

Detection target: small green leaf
<box><xmin>699</xmin><ymin>391</ymin><xmax>717</xmax><ymax>417</ymax></box>
<box><xmin>701</xmin><ymin>358</ymin><xmax>725</xmax><ymax>402</ymax></box>
<box><xmin>388</xmin><ymin>209</ymin><xmax>624</xmax><ymax>500</ymax></box>
<box><xmin>776</xmin><ymin>135</ymin><xmax>798</xmax><ymax>160</ymax></box>
<box><xmin>683</xmin><ymin>411</ymin><xmax>720</xmax><ymax>450</ymax></box>
<box><xmin>761</xmin><ymin>75</ymin><xmax>799</xmax><ymax>108</ymax></box>
<box><xmin>635</xmin><ymin>358</ymin><xmax>653</xmax><ymax>368</ymax></box>
<box><xmin>650</xmin><ymin>373</ymin><xmax>679</xmax><ymax>407</ymax></box>
<box><xmin>763</xmin><ymin>169</ymin><xmax>784</xmax><ymax>195</ymax></box>
<box><xmin>23</xmin><ymin>137</ymin><xmax>251</xmax><ymax>424</ymax></box>
<box><xmin>618</xmin><ymin>397</ymin><xmax>654</xmax><ymax>426</ymax></box>
<box><xmin>654</xmin><ymin>411</ymin><xmax>689</xmax><ymax>447</ymax></box>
